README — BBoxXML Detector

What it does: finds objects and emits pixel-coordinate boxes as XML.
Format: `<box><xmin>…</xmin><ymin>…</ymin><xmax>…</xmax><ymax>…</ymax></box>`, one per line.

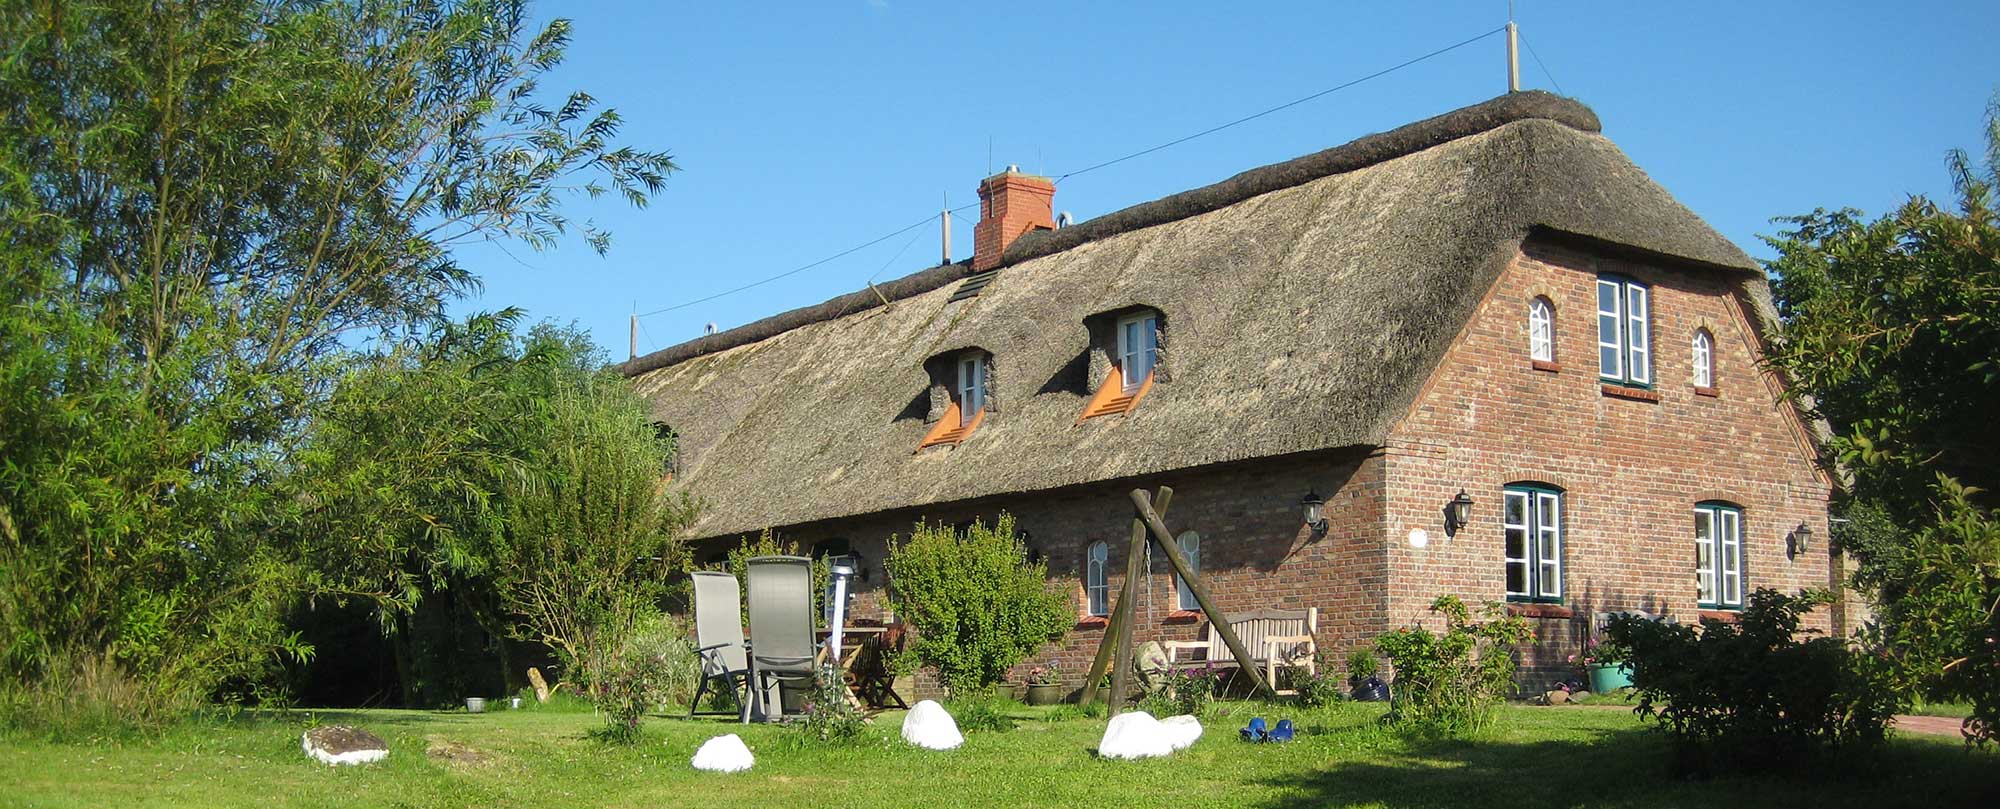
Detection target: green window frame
<box><xmin>1597</xmin><ymin>275</ymin><xmax>1651</xmax><ymax>387</ymax></box>
<box><xmin>1695</xmin><ymin>502</ymin><xmax>1745</xmax><ymax>609</ymax></box>
<box><xmin>1504</xmin><ymin>484</ymin><xmax>1563</xmax><ymax>603</ymax></box>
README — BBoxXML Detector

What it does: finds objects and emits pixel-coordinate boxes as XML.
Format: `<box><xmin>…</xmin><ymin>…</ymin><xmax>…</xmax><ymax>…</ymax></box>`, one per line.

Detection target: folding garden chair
<box><xmin>744</xmin><ymin>555</ymin><xmax>819</xmax><ymax>722</ymax></box>
<box><xmin>687</xmin><ymin>570</ymin><xmax>753</xmax><ymax>722</ymax></box>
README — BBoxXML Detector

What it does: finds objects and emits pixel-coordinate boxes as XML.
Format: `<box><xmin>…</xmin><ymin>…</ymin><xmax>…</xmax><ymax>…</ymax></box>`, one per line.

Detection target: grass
<box><xmin>1907</xmin><ymin>699</ymin><xmax>1976</xmax><ymax>718</ymax></box>
<box><xmin>1</xmin><ymin>700</ymin><xmax>1994</xmax><ymax>808</ymax></box>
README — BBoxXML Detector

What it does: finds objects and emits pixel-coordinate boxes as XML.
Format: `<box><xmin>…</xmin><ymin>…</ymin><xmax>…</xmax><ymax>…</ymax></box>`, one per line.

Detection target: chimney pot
<box><xmin>972</xmin><ymin>168</ymin><xmax>1055</xmax><ymax>271</ymax></box>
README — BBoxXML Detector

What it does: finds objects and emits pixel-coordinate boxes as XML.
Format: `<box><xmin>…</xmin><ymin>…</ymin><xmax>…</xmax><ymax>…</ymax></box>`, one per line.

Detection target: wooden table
<box><xmin>814</xmin><ymin>625</ymin><xmax>905</xmax><ymax>709</ymax></box>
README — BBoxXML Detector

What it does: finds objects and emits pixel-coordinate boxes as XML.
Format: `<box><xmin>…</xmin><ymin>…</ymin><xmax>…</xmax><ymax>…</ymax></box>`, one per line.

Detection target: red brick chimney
<box><xmin>972</xmin><ymin>165</ymin><xmax>1055</xmax><ymax>271</ymax></box>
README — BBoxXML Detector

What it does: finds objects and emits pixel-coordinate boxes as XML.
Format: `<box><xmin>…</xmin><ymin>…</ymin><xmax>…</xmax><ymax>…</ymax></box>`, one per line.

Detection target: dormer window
<box><xmin>1080</xmin><ymin>306</ymin><xmax>1164</xmax><ymax>422</ymax></box>
<box><xmin>918</xmin><ymin>348</ymin><xmax>991</xmax><ymax>451</ymax></box>
<box><xmin>1117</xmin><ymin>310</ymin><xmax>1158</xmax><ymax>392</ymax></box>
<box><xmin>957</xmin><ymin>351</ymin><xmax>986</xmax><ymax>426</ymax></box>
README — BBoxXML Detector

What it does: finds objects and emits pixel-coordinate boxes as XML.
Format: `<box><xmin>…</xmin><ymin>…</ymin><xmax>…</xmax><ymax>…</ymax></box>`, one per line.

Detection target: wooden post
<box><xmin>1104</xmin><ymin>490</ymin><xmax>1154</xmax><ymax>715</ymax></box>
<box><xmin>1129</xmin><ymin>488</ymin><xmax>1276</xmax><ymax>698</ymax></box>
<box><xmin>1079</xmin><ymin>488</ymin><xmax>1171</xmax><ymax>708</ymax></box>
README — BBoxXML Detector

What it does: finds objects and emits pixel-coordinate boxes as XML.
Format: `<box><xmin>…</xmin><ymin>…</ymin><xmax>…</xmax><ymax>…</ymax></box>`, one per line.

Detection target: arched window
<box><xmin>1085</xmin><ymin>541</ymin><xmax>1110</xmax><ymax>616</ymax></box>
<box><xmin>1173</xmin><ymin>531</ymin><xmax>1201</xmax><ymax>611</ymax></box>
<box><xmin>1503</xmin><ymin>483</ymin><xmax>1563</xmax><ymax>602</ymax></box>
<box><xmin>1528</xmin><ymin>297</ymin><xmax>1554</xmax><ymax>362</ymax></box>
<box><xmin>1692</xmin><ymin>329</ymin><xmax>1714</xmax><ymax>389</ymax></box>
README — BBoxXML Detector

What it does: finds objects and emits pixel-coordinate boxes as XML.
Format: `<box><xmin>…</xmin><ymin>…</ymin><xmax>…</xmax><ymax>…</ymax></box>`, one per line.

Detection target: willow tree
<box><xmin>0</xmin><ymin>0</ymin><xmax>673</xmax><ymax>714</ymax></box>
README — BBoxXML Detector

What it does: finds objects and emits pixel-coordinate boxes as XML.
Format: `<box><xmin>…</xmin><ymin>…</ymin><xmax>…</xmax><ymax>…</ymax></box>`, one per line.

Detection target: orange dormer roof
<box><xmin>1077</xmin><ymin>368</ymin><xmax>1154</xmax><ymax>423</ymax></box>
<box><xmin>917</xmin><ymin>402</ymin><xmax>985</xmax><ymax>451</ymax></box>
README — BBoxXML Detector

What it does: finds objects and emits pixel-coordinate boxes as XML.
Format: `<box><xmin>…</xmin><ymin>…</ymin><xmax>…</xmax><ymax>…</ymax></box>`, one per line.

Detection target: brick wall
<box><xmin>1381</xmin><ymin>237</ymin><xmax>1835</xmax><ymax>688</ymax></box>
<box><xmin>690</xmin><ymin>448</ymin><xmax>1384</xmax><ymax>698</ymax></box>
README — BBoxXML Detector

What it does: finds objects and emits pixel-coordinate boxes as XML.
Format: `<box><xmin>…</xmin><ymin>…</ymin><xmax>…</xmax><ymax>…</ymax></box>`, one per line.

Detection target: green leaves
<box><xmin>1373</xmin><ymin>595</ymin><xmax>1530</xmax><ymax>737</ymax></box>
<box><xmin>884</xmin><ymin>515</ymin><xmax>1072</xmax><ymax>695</ymax></box>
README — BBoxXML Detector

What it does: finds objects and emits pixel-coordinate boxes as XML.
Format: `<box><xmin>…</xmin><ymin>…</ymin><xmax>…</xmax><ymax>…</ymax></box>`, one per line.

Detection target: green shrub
<box><xmin>1139</xmin><ymin>665</ymin><xmax>1223</xmax><ymax>717</ymax></box>
<box><xmin>944</xmin><ymin>690</ymin><xmax>1019</xmax><ymax>733</ymax></box>
<box><xmin>1345</xmin><ymin>647</ymin><xmax>1380</xmax><ymax>684</ymax></box>
<box><xmin>0</xmin><ymin>649</ymin><xmax>197</xmax><ymax>740</ymax></box>
<box><xmin>884</xmin><ymin>514</ymin><xmax>1071</xmax><ymax>695</ymax></box>
<box><xmin>1606</xmin><ymin>588</ymin><xmax>1904</xmax><ymax>772</ymax></box>
<box><xmin>1374</xmin><ymin>595</ymin><xmax>1532</xmax><ymax>737</ymax></box>
<box><xmin>793</xmin><ymin>665</ymin><xmax>866</xmax><ymax>744</ymax></box>
<box><xmin>1289</xmin><ymin>650</ymin><xmax>1349</xmax><ymax>708</ymax></box>
<box><xmin>588</xmin><ymin>610</ymin><xmax>699</xmax><ymax>744</ymax></box>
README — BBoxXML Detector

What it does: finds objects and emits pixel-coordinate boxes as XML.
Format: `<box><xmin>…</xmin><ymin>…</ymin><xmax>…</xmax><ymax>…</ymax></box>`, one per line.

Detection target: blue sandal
<box><xmin>1268</xmin><ymin>718</ymin><xmax>1296</xmax><ymax>742</ymax></box>
<box><xmin>1239</xmin><ymin>717</ymin><xmax>1268</xmax><ymax>742</ymax></box>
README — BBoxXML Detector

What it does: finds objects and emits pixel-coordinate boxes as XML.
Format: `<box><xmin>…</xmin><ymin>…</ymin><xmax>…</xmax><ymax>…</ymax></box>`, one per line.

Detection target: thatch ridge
<box><xmin>620</xmin><ymin>91</ymin><xmax>1599</xmax><ymax>378</ymax></box>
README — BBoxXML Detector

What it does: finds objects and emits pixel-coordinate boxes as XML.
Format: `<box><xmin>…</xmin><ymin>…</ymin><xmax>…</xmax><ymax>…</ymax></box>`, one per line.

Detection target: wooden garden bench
<box><xmin>1162</xmin><ymin>607</ymin><xmax>1317</xmax><ymax>693</ymax></box>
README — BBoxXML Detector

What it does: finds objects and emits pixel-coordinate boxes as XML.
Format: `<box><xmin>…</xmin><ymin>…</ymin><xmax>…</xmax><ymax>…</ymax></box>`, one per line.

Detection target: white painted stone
<box><xmin>1098</xmin><ymin>711</ymin><xmax>1175</xmax><ymax>760</ymax></box>
<box><xmin>900</xmin><ymin>699</ymin><xmax>964</xmax><ymax>750</ymax></box>
<box><xmin>690</xmin><ymin>733</ymin><xmax>754</xmax><ymax>773</ymax></box>
<box><xmin>302</xmin><ymin>725</ymin><xmax>389</xmax><ymax>766</ymax></box>
<box><xmin>1160</xmin><ymin>714</ymin><xmax>1203</xmax><ymax>751</ymax></box>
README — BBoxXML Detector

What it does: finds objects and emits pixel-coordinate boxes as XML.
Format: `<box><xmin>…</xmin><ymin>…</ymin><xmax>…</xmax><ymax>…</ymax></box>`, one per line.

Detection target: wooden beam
<box><xmin>1129</xmin><ymin>488</ymin><xmax>1276</xmax><ymax>699</ymax></box>
<box><xmin>1105</xmin><ymin>489</ymin><xmax>1155</xmax><ymax>715</ymax></box>
<box><xmin>1078</xmin><ymin>488</ymin><xmax>1170</xmax><ymax>708</ymax></box>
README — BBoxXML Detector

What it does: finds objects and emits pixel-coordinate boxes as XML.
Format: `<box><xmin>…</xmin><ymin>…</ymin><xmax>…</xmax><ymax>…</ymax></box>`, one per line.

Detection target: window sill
<box><xmin>1506</xmin><ymin>603</ymin><xmax>1575</xmax><ymax>619</ymax></box>
<box><xmin>1697</xmin><ymin>609</ymin><xmax>1742</xmax><ymax>623</ymax></box>
<box><xmin>1694</xmin><ymin>386</ymin><xmax>1719</xmax><ymax>398</ymax></box>
<box><xmin>1075</xmin><ymin>616</ymin><xmax>1110</xmax><ymax>629</ymax></box>
<box><xmin>1600</xmin><ymin>384</ymin><xmax>1661</xmax><ymax>402</ymax></box>
<box><xmin>1163</xmin><ymin>610</ymin><xmax>1202</xmax><ymax>625</ymax></box>
<box><xmin>1530</xmin><ymin>360</ymin><xmax>1561</xmax><ymax>373</ymax></box>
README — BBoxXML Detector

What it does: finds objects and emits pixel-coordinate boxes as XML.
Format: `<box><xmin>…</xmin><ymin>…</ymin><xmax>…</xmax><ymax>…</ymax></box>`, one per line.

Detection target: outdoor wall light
<box><xmin>1788</xmin><ymin>523</ymin><xmax>1813</xmax><ymax>557</ymax></box>
<box><xmin>1301</xmin><ymin>490</ymin><xmax>1328</xmax><ymax>538</ymax></box>
<box><xmin>1443</xmin><ymin>490</ymin><xmax>1475</xmax><ymax>537</ymax></box>
<box><xmin>834</xmin><ymin>552</ymin><xmax>870</xmax><ymax>583</ymax></box>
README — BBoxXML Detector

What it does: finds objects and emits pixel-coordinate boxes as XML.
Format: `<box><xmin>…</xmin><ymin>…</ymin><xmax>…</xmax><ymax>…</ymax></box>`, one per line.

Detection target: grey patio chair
<box><xmin>744</xmin><ymin>555</ymin><xmax>819</xmax><ymax>722</ymax></box>
<box><xmin>688</xmin><ymin>570</ymin><xmax>753</xmax><ymax>722</ymax></box>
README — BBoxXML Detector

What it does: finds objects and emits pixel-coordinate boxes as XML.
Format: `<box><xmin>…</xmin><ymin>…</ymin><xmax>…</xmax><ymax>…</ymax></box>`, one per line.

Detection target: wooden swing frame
<box><xmin>1077</xmin><ymin>486</ymin><xmax>1276</xmax><ymax>713</ymax></box>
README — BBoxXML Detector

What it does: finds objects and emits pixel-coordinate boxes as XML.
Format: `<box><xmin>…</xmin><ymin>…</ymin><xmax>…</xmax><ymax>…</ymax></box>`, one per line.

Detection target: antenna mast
<box><xmin>941</xmin><ymin>192</ymin><xmax>952</xmax><ymax>264</ymax></box>
<box><xmin>1505</xmin><ymin>4</ymin><xmax>1521</xmax><ymax>93</ymax></box>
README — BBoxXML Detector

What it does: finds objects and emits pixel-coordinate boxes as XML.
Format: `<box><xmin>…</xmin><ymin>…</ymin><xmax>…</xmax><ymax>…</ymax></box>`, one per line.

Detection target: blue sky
<box><xmin>451</xmin><ymin>1</ymin><xmax>2000</xmax><ymax>360</ymax></box>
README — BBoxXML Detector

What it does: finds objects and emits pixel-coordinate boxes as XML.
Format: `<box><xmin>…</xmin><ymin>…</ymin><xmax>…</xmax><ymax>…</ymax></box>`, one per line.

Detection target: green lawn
<box><xmin>3</xmin><ymin>701</ymin><xmax>1994</xmax><ymax>808</ymax></box>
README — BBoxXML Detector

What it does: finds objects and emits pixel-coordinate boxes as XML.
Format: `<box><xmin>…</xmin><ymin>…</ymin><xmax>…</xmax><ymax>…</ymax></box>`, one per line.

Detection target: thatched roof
<box><xmin>628</xmin><ymin>91</ymin><xmax>1762</xmax><ymax>540</ymax></box>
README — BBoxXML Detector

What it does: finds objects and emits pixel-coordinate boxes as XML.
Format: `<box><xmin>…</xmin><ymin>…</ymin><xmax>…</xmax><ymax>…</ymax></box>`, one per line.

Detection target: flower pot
<box><xmin>1350</xmin><ymin>676</ymin><xmax>1390</xmax><ymax>702</ymax></box>
<box><xmin>464</xmin><ymin>697</ymin><xmax>486</xmax><ymax>713</ymax></box>
<box><xmin>1024</xmin><ymin>682</ymin><xmax>1064</xmax><ymax>706</ymax></box>
<box><xmin>1587</xmin><ymin>663</ymin><xmax>1633</xmax><ymax>693</ymax></box>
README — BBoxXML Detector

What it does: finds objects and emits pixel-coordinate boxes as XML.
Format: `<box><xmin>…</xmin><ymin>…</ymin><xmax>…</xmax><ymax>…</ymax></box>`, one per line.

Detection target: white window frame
<box><xmin>1115</xmin><ymin>311</ymin><xmax>1158</xmax><ymax>392</ymax></box>
<box><xmin>1085</xmin><ymin>541</ymin><xmax>1110</xmax><ymax>616</ymax></box>
<box><xmin>1692</xmin><ymin>329</ymin><xmax>1714</xmax><ymax>388</ymax></box>
<box><xmin>956</xmin><ymin>351</ymin><xmax>985</xmax><ymax>426</ymax></box>
<box><xmin>1529</xmin><ymin>297</ymin><xmax>1554</xmax><ymax>362</ymax></box>
<box><xmin>1504</xmin><ymin>485</ymin><xmax>1563</xmax><ymax>602</ymax></box>
<box><xmin>1695</xmin><ymin>503</ymin><xmax>1743</xmax><ymax>609</ymax></box>
<box><xmin>1173</xmin><ymin>531</ymin><xmax>1201</xmax><ymax>611</ymax></box>
<box><xmin>1597</xmin><ymin>276</ymin><xmax>1651</xmax><ymax>386</ymax></box>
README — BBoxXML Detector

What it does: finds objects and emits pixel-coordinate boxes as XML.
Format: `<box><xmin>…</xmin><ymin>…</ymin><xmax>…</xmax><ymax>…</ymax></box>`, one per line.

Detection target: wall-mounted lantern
<box><xmin>1443</xmin><ymin>490</ymin><xmax>1475</xmax><ymax>537</ymax></box>
<box><xmin>1301</xmin><ymin>490</ymin><xmax>1328</xmax><ymax>538</ymax></box>
<box><xmin>1788</xmin><ymin>523</ymin><xmax>1813</xmax><ymax>558</ymax></box>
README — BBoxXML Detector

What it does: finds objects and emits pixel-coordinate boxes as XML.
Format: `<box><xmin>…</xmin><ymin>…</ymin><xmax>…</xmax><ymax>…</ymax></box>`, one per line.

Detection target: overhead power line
<box><xmin>1052</xmin><ymin>24</ymin><xmax>1509</xmax><ymax>184</ymax></box>
<box><xmin>1518</xmin><ymin>30</ymin><xmax>1566</xmax><ymax>96</ymax></box>
<box><xmin>635</xmin><ymin>24</ymin><xmax>1509</xmax><ymax>322</ymax></box>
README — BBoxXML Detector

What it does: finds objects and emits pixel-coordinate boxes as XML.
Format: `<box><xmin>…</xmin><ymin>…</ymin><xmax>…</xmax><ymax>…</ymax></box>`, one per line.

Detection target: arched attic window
<box><xmin>1078</xmin><ymin>305</ymin><xmax>1165</xmax><ymax>422</ymax></box>
<box><xmin>1691</xmin><ymin>328</ymin><xmax>1716</xmax><ymax>392</ymax></box>
<box><xmin>917</xmin><ymin>347</ymin><xmax>993</xmax><ymax>451</ymax></box>
<box><xmin>1528</xmin><ymin>296</ymin><xmax>1555</xmax><ymax>364</ymax></box>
